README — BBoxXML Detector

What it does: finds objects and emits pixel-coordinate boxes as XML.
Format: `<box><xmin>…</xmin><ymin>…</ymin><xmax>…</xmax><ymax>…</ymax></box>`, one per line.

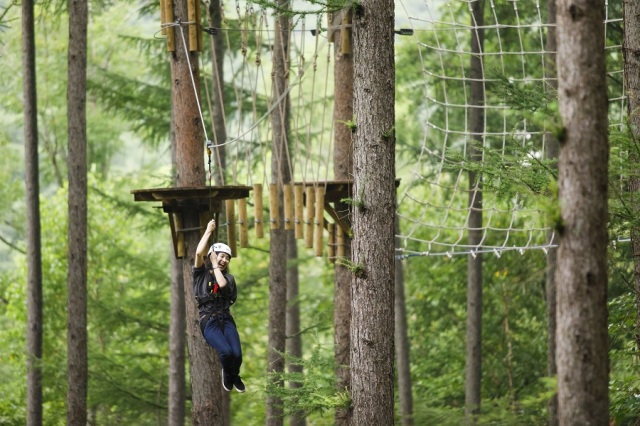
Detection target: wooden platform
<box><xmin>131</xmin><ymin>185</ymin><xmax>252</xmax><ymax>213</ymax></box>
<box><xmin>131</xmin><ymin>180</ymin><xmax>398</xmax><ymax>258</ymax></box>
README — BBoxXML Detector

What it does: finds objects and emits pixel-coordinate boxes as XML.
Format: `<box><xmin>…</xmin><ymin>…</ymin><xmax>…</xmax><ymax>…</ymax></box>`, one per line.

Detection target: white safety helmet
<box><xmin>208</xmin><ymin>242</ymin><xmax>232</xmax><ymax>258</ymax></box>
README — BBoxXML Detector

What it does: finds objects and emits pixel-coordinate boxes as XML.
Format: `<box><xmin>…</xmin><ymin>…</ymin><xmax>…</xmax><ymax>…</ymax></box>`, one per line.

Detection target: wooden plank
<box><xmin>254</xmin><ymin>184</ymin><xmax>264</xmax><ymax>238</ymax></box>
<box><xmin>294</xmin><ymin>184</ymin><xmax>304</xmax><ymax>239</ymax></box>
<box><xmin>238</xmin><ymin>198</ymin><xmax>248</xmax><ymax>248</ymax></box>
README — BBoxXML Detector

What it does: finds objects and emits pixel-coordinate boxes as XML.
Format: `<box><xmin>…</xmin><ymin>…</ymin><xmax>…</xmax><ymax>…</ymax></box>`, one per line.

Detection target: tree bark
<box><xmin>556</xmin><ymin>0</ymin><xmax>609</xmax><ymax>424</ymax></box>
<box><xmin>543</xmin><ymin>1</ymin><xmax>559</xmax><ymax>423</ymax></box>
<box><xmin>206</xmin><ymin>1</ymin><xmax>232</xmax><ymax>422</ymax></box>
<box><xmin>168</xmin><ymin>125</ymin><xmax>186</xmax><ymax>426</ymax></box>
<box><xmin>286</xmin><ymin>232</ymin><xmax>305</xmax><ymax>426</ymax></box>
<box><xmin>23</xmin><ymin>0</ymin><xmax>43</xmax><ymax>424</ymax></box>
<box><xmin>169</xmin><ymin>0</ymin><xmax>223</xmax><ymax>423</ymax></box>
<box><xmin>207</xmin><ymin>0</ymin><xmax>227</xmax><ymax>185</ymax></box>
<box><xmin>67</xmin><ymin>0</ymin><xmax>88</xmax><ymax>425</ymax></box>
<box><xmin>622</xmin><ymin>0</ymin><xmax>640</xmax><ymax>358</ymax></box>
<box><xmin>465</xmin><ymin>1</ymin><xmax>485</xmax><ymax>421</ymax></box>
<box><xmin>332</xmin><ymin>8</ymin><xmax>353</xmax><ymax>426</ymax></box>
<box><xmin>350</xmin><ymin>0</ymin><xmax>395</xmax><ymax>421</ymax></box>
<box><xmin>266</xmin><ymin>3</ymin><xmax>291</xmax><ymax>424</ymax></box>
<box><xmin>395</xmin><ymin>214</ymin><xmax>413</xmax><ymax>426</ymax></box>
<box><xmin>168</xmin><ymin>245</ymin><xmax>186</xmax><ymax>426</ymax></box>
<box><xmin>66</xmin><ymin>0</ymin><xmax>89</xmax><ymax>424</ymax></box>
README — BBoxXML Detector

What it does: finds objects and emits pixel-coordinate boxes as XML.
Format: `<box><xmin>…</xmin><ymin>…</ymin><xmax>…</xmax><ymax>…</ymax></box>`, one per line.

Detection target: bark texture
<box><xmin>465</xmin><ymin>1</ymin><xmax>484</xmax><ymax>420</ymax></box>
<box><xmin>170</xmin><ymin>0</ymin><xmax>223</xmax><ymax>422</ymax></box>
<box><xmin>556</xmin><ymin>0</ymin><xmax>609</xmax><ymax>424</ymax></box>
<box><xmin>168</xmin><ymin>247</ymin><xmax>186</xmax><ymax>426</ymax></box>
<box><xmin>266</xmin><ymin>4</ymin><xmax>291</xmax><ymax>425</ymax></box>
<box><xmin>622</xmin><ymin>0</ymin><xmax>640</xmax><ymax>357</ymax></box>
<box><xmin>395</xmin><ymin>215</ymin><xmax>413</xmax><ymax>426</ymax></box>
<box><xmin>350</xmin><ymin>0</ymin><xmax>396</xmax><ymax>421</ymax></box>
<box><xmin>332</xmin><ymin>9</ymin><xmax>354</xmax><ymax>426</ymax></box>
<box><xmin>286</xmin><ymin>233</ymin><xmax>305</xmax><ymax>426</ymax></box>
<box><xmin>23</xmin><ymin>0</ymin><xmax>43</xmax><ymax>424</ymax></box>
<box><xmin>207</xmin><ymin>0</ymin><xmax>227</xmax><ymax>185</ymax></box>
<box><xmin>66</xmin><ymin>0</ymin><xmax>89</xmax><ymax>424</ymax></box>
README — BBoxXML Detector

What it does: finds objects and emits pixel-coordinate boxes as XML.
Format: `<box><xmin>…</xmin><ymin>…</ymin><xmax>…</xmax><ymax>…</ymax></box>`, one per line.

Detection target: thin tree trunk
<box><xmin>622</xmin><ymin>0</ymin><xmax>640</xmax><ymax>357</ymax></box>
<box><xmin>206</xmin><ymin>1</ymin><xmax>231</xmax><ymax>422</ymax></box>
<box><xmin>168</xmin><ymin>123</ymin><xmax>186</xmax><ymax>426</ymax></box>
<box><xmin>543</xmin><ymin>0</ymin><xmax>559</xmax><ymax>423</ymax></box>
<box><xmin>395</xmin><ymin>214</ymin><xmax>413</xmax><ymax>426</ymax></box>
<box><xmin>555</xmin><ymin>0</ymin><xmax>609</xmax><ymax>424</ymax></box>
<box><xmin>66</xmin><ymin>0</ymin><xmax>89</xmax><ymax>424</ymax></box>
<box><xmin>332</xmin><ymin>8</ymin><xmax>353</xmax><ymax>426</ymax></box>
<box><xmin>465</xmin><ymin>1</ymin><xmax>485</xmax><ymax>421</ymax></box>
<box><xmin>170</xmin><ymin>0</ymin><xmax>223</xmax><ymax>422</ymax></box>
<box><xmin>266</xmin><ymin>3</ymin><xmax>291</xmax><ymax>424</ymax></box>
<box><xmin>23</xmin><ymin>0</ymin><xmax>43</xmax><ymax>424</ymax></box>
<box><xmin>350</xmin><ymin>0</ymin><xmax>395</xmax><ymax>421</ymax></box>
<box><xmin>207</xmin><ymin>0</ymin><xmax>227</xmax><ymax>185</ymax></box>
<box><xmin>168</xmin><ymin>246</ymin><xmax>186</xmax><ymax>426</ymax></box>
<box><xmin>286</xmin><ymin>232</ymin><xmax>305</xmax><ymax>426</ymax></box>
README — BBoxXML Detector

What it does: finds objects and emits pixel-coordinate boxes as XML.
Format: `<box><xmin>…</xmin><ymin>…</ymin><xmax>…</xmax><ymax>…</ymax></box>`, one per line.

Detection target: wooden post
<box><xmin>341</xmin><ymin>10</ymin><xmax>351</xmax><ymax>55</ymax></box>
<box><xmin>238</xmin><ymin>198</ymin><xmax>248</xmax><ymax>248</ymax></box>
<box><xmin>164</xmin><ymin>0</ymin><xmax>175</xmax><ymax>51</ymax></box>
<box><xmin>328</xmin><ymin>223</ymin><xmax>336</xmax><ymax>262</ymax></box>
<box><xmin>284</xmin><ymin>184</ymin><xmax>294</xmax><ymax>230</ymax></box>
<box><xmin>305</xmin><ymin>186</ymin><xmax>315</xmax><ymax>249</ymax></box>
<box><xmin>172</xmin><ymin>213</ymin><xmax>186</xmax><ymax>258</ymax></box>
<box><xmin>254</xmin><ymin>184</ymin><xmax>264</xmax><ymax>238</ymax></box>
<box><xmin>269</xmin><ymin>183</ymin><xmax>279</xmax><ymax>230</ymax></box>
<box><xmin>160</xmin><ymin>0</ymin><xmax>167</xmax><ymax>35</ymax></box>
<box><xmin>225</xmin><ymin>199</ymin><xmax>237</xmax><ymax>256</ymax></box>
<box><xmin>294</xmin><ymin>184</ymin><xmax>304</xmax><ymax>239</ymax></box>
<box><xmin>314</xmin><ymin>186</ymin><xmax>325</xmax><ymax>256</ymax></box>
<box><xmin>187</xmin><ymin>0</ymin><xmax>199</xmax><ymax>51</ymax></box>
<box><xmin>337</xmin><ymin>223</ymin><xmax>345</xmax><ymax>258</ymax></box>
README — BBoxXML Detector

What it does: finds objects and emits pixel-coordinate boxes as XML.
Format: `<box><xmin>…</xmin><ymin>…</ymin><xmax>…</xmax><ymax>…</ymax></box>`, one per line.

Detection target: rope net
<box><xmin>190</xmin><ymin>0</ymin><xmax>624</xmax><ymax>257</ymax></box>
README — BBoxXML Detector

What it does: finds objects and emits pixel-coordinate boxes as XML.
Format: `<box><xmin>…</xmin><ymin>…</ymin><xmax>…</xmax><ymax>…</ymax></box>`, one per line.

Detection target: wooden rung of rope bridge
<box><xmin>132</xmin><ymin>180</ymin><xmax>397</xmax><ymax>261</ymax></box>
<box><xmin>130</xmin><ymin>181</ymin><xmax>351</xmax><ymax>261</ymax></box>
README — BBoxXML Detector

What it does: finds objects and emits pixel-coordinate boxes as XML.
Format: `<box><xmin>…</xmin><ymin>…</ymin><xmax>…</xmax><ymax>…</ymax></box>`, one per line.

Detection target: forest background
<box><xmin>0</xmin><ymin>0</ymin><xmax>637</xmax><ymax>424</ymax></box>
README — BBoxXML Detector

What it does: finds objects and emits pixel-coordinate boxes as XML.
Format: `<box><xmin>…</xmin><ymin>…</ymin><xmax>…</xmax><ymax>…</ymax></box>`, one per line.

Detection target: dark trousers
<box><xmin>203</xmin><ymin>317</ymin><xmax>243</xmax><ymax>376</ymax></box>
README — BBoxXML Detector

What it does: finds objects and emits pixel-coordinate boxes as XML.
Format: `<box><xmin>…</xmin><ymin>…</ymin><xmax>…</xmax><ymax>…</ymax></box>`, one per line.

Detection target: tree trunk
<box><xmin>543</xmin><ymin>0</ymin><xmax>559</xmax><ymax>423</ymax></box>
<box><xmin>23</xmin><ymin>0</ymin><xmax>43</xmax><ymax>424</ymax></box>
<box><xmin>332</xmin><ymin>8</ymin><xmax>353</xmax><ymax>426</ymax></box>
<box><xmin>286</xmin><ymin>232</ymin><xmax>305</xmax><ymax>426</ymax></box>
<box><xmin>622</xmin><ymin>0</ymin><xmax>640</xmax><ymax>357</ymax></box>
<box><xmin>168</xmin><ymin>245</ymin><xmax>186</xmax><ymax>426</ymax></box>
<box><xmin>465</xmin><ymin>1</ymin><xmax>485</xmax><ymax>421</ymax></box>
<box><xmin>66</xmin><ymin>0</ymin><xmax>89</xmax><ymax>424</ymax></box>
<box><xmin>169</xmin><ymin>0</ymin><xmax>223</xmax><ymax>423</ymax></box>
<box><xmin>207</xmin><ymin>0</ymin><xmax>227</xmax><ymax>185</ymax></box>
<box><xmin>395</xmin><ymin>214</ymin><xmax>413</xmax><ymax>426</ymax></box>
<box><xmin>350</xmin><ymin>0</ymin><xmax>395</xmax><ymax>421</ymax></box>
<box><xmin>168</xmin><ymin>98</ymin><xmax>186</xmax><ymax>426</ymax></box>
<box><xmin>266</xmin><ymin>3</ymin><xmax>291</xmax><ymax>425</ymax></box>
<box><xmin>555</xmin><ymin>0</ymin><xmax>609</xmax><ymax>424</ymax></box>
<box><xmin>206</xmin><ymin>1</ymin><xmax>232</xmax><ymax>422</ymax></box>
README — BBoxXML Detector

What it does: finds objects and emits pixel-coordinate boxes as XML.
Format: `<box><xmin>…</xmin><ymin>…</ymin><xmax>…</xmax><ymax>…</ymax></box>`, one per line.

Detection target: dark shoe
<box><xmin>233</xmin><ymin>375</ymin><xmax>246</xmax><ymax>393</ymax></box>
<box><xmin>221</xmin><ymin>369</ymin><xmax>232</xmax><ymax>392</ymax></box>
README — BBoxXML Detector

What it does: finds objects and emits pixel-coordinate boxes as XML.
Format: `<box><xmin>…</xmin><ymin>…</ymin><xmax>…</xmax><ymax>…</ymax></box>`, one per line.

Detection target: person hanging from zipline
<box><xmin>193</xmin><ymin>219</ymin><xmax>246</xmax><ymax>393</ymax></box>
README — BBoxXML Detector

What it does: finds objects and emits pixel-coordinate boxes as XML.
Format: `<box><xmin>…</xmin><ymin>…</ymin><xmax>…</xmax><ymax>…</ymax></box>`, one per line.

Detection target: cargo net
<box><xmin>393</xmin><ymin>0</ymin><xmax>624</xmax><ymax>258</ymax></box>
<box><xmin>193</xmin><ymin>0</ymin><xmax>624</xmax><ymax>258</ymax></box>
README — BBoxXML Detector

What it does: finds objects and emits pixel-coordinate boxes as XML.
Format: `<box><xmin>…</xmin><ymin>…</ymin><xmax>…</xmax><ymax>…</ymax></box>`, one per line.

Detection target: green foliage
<box><xmin>335</xmin><ymin>257</ymin><xmax>365</xmax><ymax>277</ymax></box>
<box><xmin>337</xmin><ymin>117</ymin><xmax>357</xmax><ymax>132</ymax></box>
<box><xmin>265</xmin><ymin>344</ymin><xmax>351</xmax><ymax>417</ymax></box>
